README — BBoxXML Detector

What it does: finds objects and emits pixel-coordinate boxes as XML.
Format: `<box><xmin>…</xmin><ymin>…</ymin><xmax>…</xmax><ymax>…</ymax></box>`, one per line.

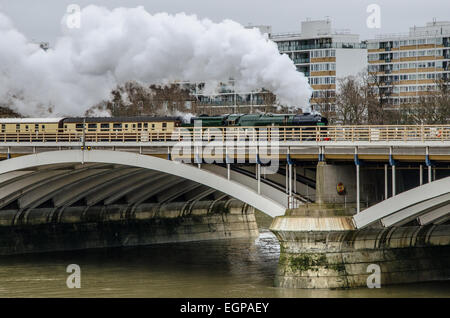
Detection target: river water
<box><xmin>0</xmin><ymin>229</ymin><xmax>448</xmax><ymax>298</ymax></box>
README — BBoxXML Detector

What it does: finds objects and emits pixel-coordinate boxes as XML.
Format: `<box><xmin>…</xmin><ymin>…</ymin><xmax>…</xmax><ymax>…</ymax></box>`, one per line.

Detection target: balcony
<box><xmin>277</xmin><ymin>42</ymin><xmax>367</xmax><ymax>52</ymax></box>
<box><xmin>293</xmin><ymin>58</ymin><xmax>310</xmax><ymax>64</ymax></box>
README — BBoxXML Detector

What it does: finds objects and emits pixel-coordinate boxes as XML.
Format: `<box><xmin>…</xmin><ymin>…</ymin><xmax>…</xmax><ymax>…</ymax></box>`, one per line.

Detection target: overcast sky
<box><xmin>0</xmin><ymin>0</ymin><xmax>449</xmax><ymax>44</ymax></box>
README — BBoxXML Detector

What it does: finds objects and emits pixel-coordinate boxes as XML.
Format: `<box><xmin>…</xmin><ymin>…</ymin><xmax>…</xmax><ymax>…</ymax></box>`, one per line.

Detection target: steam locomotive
<box><xmin>184</xmin><ymin>113</ymin><xmax>328</xmax><ymax>127</ymax></box>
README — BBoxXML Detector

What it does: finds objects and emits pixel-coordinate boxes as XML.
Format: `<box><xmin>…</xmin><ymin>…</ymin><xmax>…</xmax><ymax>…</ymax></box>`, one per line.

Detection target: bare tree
<box><xmin>312</xmin><ymin>90</ymin><xmax>337</xmax><ymax>124</ymax></box>
<box><xmin>334</xmin><ymin>75</ymin><xmax>367</xmax><ymax>125</ymax></box>
<box><xmin>365</xmin><ymin>71</ymin><xmax>398</xmax><ymax>124</ymax></box>
<box><xmin>399</xmin><ymin>78</ymin><xmax>450</xmax><ymax>124</ymax></box>
<box><xmin>87</xmin><ymin>82</ymin><xmax>196</xmax><ymax>116</ymax></box>
<box><xmin>0</xmin><ymin>106</ymin><xmax>21</xmax><ymax>117</ymax></box>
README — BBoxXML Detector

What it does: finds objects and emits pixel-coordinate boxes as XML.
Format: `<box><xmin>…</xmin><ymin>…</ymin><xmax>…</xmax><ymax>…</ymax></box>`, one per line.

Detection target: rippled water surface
<box><xmin>0</xmin><ymin>230</ymin><xmax>448</xmax><ymax>297</ymax></box>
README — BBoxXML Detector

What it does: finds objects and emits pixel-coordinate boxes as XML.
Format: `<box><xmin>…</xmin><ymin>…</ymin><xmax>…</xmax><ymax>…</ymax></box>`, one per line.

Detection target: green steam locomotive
<box><xmin>184</xmin><ymin>113</ymin><xmax>328</xmax><ymax>127</ymax></box>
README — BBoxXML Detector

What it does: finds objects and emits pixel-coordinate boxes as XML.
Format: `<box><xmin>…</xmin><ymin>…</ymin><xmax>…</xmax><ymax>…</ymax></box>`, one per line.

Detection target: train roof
<box><xmin>63</xmin><ymin>116</ymin><xmax>183</xmax><ymax>123</ymax></box>
<box><xmin>0</xmin><ymin>118</ymin><xmax>64</xmax><ymax>123</ymax></box>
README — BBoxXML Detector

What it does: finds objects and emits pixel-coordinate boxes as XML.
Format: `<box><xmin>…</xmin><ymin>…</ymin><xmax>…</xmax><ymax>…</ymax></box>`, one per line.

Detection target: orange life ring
<box><xmin>336</xmin><ymin>182</ymin><xmax>345</xmax><ymax>195</ymax></box>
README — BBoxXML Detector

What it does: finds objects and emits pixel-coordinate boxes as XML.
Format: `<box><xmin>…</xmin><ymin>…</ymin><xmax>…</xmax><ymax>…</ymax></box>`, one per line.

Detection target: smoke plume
<box><xmin>0</xmin><ymin>5</ymin><xmax>312</xmax><ymax>116</ymax></box>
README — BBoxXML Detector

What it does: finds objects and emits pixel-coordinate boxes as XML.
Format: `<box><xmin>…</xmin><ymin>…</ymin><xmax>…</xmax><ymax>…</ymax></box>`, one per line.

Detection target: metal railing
<box><xmin>1</xmin><ymin>125</ymin><xmax>450</xmax><ymax>143</ymax></box>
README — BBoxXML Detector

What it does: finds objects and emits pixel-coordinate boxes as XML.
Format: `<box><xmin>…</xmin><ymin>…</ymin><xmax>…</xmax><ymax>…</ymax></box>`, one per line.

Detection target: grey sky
<box><xmin>0</xmin><ymin>0</ymin><xmax>449</xmax><ymax>44</ymax></box>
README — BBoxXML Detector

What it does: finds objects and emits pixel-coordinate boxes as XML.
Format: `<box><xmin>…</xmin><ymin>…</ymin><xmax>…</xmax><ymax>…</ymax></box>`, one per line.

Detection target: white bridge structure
<box><xmin>0</xmin><ymin>150</ymin><xmax>286</xmax><ymax>218</ymax></box>
<box><xmin>354</xmin><ymin>176</ymin><xmax>450</xmax><ymax>228</ymax></box>
<box><xmin>0</xmin><ymin>125</ymin><xmax>449</xmax><ymax>228</ymax></box>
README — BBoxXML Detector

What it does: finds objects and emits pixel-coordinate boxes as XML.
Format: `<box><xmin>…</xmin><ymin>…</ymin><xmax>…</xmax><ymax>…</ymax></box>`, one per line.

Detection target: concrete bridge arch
<box><xmin>353</xmin><ymin>176</ymin><xmax>450</xmax><ymax>228</ymax></box>
<box><xmin>0</xmin><ymin>150</ymin><xmax>286</xmax><ymax>218</ymax></box>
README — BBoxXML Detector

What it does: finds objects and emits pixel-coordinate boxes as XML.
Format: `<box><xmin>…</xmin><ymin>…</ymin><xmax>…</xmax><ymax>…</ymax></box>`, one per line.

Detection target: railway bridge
<box><xmin>0</xmin><ymin>125</ymin><xmax>449</xmax><ymax>288</ymax></box>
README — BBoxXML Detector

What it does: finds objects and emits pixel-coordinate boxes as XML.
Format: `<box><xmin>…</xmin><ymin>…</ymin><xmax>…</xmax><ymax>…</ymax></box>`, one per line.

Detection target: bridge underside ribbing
<box><xmin>0</xmin><ymin>150</ymin><xmax>286</xmax><ymax>218</ymax></box>
<box><xmin>354</xmin><ymin>176</ymin><xmax>450</xmax><ymax>228</ymax></box>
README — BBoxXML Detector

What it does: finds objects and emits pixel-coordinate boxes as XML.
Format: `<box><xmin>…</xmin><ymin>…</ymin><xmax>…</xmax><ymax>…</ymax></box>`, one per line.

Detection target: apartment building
<box><xmin>367</xmin><ymin>21</ymin><xmax>450</xmax><ymax>106</ymax></box>
<box><xmin>270</xmin><ymin>19</ymin><xmax>368</xmax><ymax>112</ymax></box>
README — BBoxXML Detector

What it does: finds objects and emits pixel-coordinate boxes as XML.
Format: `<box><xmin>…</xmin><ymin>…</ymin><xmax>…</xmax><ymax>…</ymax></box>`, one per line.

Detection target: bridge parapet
<box><xmin>0</xmin><ymin>125</ymin><xmax>449</xmax><ymax>144</ymax></box>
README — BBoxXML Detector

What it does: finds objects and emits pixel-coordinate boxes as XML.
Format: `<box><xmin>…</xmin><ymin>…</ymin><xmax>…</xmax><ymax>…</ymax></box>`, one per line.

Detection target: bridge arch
<box><xmin>0</xmin><ymin>150</ymin><xmax>286</xmax><ymax>217</ymax></box>
<box><xmin>353</xmin><ymin>176</ymin><xmax>450</xmax><ymax>228</ymax></box>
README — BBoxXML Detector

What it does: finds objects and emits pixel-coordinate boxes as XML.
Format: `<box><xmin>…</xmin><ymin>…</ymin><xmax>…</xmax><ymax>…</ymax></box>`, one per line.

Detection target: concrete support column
<box><xmin>315</xmin><ymin>161</ymin><xmax>381</xmax><ymax>206</ymax></box>
<box><xmin>384</xmin><ymin>164</ymin><xmax>388</xmax><ymax>199</ymax></box>
<box><xmin>257</xmin><ymin>164</ymin><xmax>261</xmax><ymax>194</ymax></box>
<box><xmin>288</xmin><ymin>163</ymin><xmax>293</xmax><ymax>208</ymax></box>
<box><xmin>428</xmin><ymin>165</ymin><xmax>432</xmax><ymax>183</ymax></box>
<box><xmin>419</xmin><ymin>164</ymin><xmax>423</xmax><ymax>186</ymax></box>
<box><xmin>356</xmin><ymin>164</ymin><xmax>360</xmax><ymax>213</ymax></box>
<box><xmin>389</xmin><ymin>146</ymin><xmax>396</xmax><ymax>196</ymax></box>
<box><xmin>293</xmin><ymin>165</ymin><xmax>297</xmax><ymax>194</ymax></box>
<box><xmin>426</xmin><ymin>146</ymin><xmax>432</xmax><ymax>183</ymax></box>
<box><xmin>392</xmin><ymin>165</ymin><xmax>396</xmax><ymax>196</ymax></box>
<box><xmin>285</xmin><ymin>164</ymin><xmax>288</xmax><ymax>194</ymax></box>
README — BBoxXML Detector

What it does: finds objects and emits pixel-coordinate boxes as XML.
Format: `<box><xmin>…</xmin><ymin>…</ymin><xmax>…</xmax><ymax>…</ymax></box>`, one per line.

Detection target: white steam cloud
<box><xmin>0</xmin><ymin>5</ymin><xmax>312</xmax><ymax>116</ymax></box>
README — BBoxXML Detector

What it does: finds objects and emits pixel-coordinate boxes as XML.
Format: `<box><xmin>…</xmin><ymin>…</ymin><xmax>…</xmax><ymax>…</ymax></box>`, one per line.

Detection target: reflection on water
<box><xmin>0</xmin><ymin>230</ymin><xmax>449</xmax><ymax>298</ymax></box>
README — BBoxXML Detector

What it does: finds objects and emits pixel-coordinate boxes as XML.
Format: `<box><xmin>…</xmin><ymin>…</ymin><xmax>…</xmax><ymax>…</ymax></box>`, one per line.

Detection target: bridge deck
<box><xmin>0</xmin><ymin>125</ymin><xmax>449</xmax><ymax>143</ymax></box>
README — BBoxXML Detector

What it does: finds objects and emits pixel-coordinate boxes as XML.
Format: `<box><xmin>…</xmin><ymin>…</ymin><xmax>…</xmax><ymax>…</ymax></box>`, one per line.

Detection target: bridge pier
<box><xmin>315</xmin><ymin>162</ymin><xmax>377</xmax><ymax>206</ymax></box>
<box><xmin>0</xmin><ymin>200</ymin><xmax>258</xmax><ymax>255</ymax></box>
<box><xmin>270</xmin><ymin>206</ymin><xmax>450</xmax><ymax>289</ymax></box>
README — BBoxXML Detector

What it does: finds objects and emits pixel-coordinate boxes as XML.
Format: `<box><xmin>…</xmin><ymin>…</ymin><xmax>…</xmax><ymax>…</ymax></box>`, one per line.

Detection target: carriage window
<box><xmin>132</xmin><ymin>124</ymin><xmax>136</xmax><ymax>129</ymax></box>
<box><xmin>124</xmin><ymin>124</ymin><xmax>128</xmax><ymax>129</ymax></box>
<box><xmin>101</xmin><ymin>123</ymin><xmax>109</xmax><ymax>130</ymax></box>
<box><xmin>144</xmin><ymin>123</ymin><xmax>148</xmax><ymax>128</ymax></box>
<box><xmin>113</xmin><ymin>123</ymin><xmax>122</xmax><ymax>131</ymax></box>
<box><xmin>75</xmin><ymin>124</ymin><xmax>84</xmax><ymax>130</ymax></box>
<box><xmin>1</xmin><ymin>124</ymin><xmax>5</xmax><ymax>133</ymax></box>
<box><xmin>162</xmin><ymin>123</ymin><xmax>167</xmax><ymax>130</ymax></box>
<box><xmin>35</xmin><ymin>124</ymin><xmax>39</xmax><ymax>131</ymax></box>
<box><xmin>16</xmin><ymin>124</ymin><xmax>20</xmax><ymax>132</ymax></box>
<box><xmin>151</xmin><ymin>124</ymin><xmax>155</xmax><ymax>130</ymax></box>
<box><xmin>41</xmin><ymin>125</ymin><xmax>46</xmax><ymax>131</ymax></box>
<box><xmin>25</xmin><ymin>125</ymin><xmax>29</xmax><ymax>131</ymax></box>
<box><xmin>88</xmin><ymin>123</ymin><xmax>97</xmax><ymax>131</ymax></box>
<box><xmin>137</xmin><ymin>123</ymin><xmax>142</xmax><ymax>130</ymax></box>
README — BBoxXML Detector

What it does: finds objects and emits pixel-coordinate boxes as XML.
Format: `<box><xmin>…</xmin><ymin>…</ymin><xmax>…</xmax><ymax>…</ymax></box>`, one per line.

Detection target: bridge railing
<box><xmin>0</xmin><ymin>125</ymin><xmax>449</xmax><ymax>143</ymax></box>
